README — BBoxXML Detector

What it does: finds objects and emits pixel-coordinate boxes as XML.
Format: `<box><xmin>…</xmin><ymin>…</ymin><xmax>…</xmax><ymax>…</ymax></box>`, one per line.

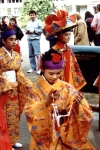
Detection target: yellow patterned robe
<box><xmin>0</xmin><ymin>47</ymin><xmax>32</xmax><ymax>145</ymax></box>
<box><xmin>24</xmin><ymin>76</ymin><xmax>95</xmax><ymax>150</ymax></box>
<box><xmin>52</xmin><ymin>41</ymin><xmax>86</xmax><ymax>91</ymax></box>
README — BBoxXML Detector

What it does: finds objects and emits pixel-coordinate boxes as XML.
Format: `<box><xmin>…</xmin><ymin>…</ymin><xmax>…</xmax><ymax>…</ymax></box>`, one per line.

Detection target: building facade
<box><xmin>0</xmin><ymin>0</ymin><xmax>100</xmax><ymax>21</ymax></box>
<box><xmin>53</xmin><ymin>0</ymin><xmax>100</xmax><ymax>18</ymax></box>
<box><xmin>0</xmin><ymin>0</ymin><xmax>22</xmax><ymax>20</ymax></box>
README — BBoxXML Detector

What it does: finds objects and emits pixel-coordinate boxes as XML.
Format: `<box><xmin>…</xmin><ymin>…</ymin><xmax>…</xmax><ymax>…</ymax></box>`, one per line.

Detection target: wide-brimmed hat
<box><xmin>43</xmin><ymin>10</ymin><xmax>77</xmax><ymax>38</ymax></box>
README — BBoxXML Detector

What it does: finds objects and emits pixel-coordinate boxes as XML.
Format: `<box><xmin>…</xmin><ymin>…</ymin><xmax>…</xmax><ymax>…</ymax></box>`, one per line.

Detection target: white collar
<box><xmin>2</xmin><ymin>47</ymin><xmax>13</xmax><ymax>59</ymax></box>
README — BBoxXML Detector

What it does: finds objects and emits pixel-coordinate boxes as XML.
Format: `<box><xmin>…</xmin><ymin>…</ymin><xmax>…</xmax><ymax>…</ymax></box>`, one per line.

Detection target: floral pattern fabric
<box><xmin>52</xmin><ymin>41</ymin><xmax>86</xmax><ymax>91</ymax></box>
<box><xmin>24</xmin><ymin>76</ymin><xmax>95</xmax><ymax>150</ymax></box>
<box><xmin>0</xmin><ymin>47</ymin><xmax>32</xmax><ymax>145</ymax></box>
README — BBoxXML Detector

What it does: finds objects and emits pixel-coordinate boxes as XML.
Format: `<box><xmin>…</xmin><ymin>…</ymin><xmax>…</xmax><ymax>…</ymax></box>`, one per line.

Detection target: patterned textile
<box><xmin>24</xmin><ymin>76</ymin><xmax>95</xmax><ymax>150</ymax></box>
<box><xmin>52</xmin><ymin>41</ymin><xmax>86</xmax><ymax>91</ymax></box>
<box><xmin>0</xmin><ymin>47</ymin><xmax>32</xmax><ymax>145</ymax></box>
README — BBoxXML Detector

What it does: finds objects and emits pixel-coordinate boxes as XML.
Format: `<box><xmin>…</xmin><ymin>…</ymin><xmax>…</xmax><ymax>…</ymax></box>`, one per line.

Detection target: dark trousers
<box><xmin>94</xmin><ymin>34</ymin><xmax>100</xmax><ymax>46</ymax></box>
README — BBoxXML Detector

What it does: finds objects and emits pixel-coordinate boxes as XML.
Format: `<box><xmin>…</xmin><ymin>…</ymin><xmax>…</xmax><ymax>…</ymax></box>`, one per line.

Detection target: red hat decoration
<box><xmin>43</xmin><ymin>10</ymin><xmax>77</xmax><ymax>38</ymax></box>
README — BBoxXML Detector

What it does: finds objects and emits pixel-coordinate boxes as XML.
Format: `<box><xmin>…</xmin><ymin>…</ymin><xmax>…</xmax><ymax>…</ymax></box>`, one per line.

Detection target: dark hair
<box><xmin>29</xmin><ymin>10</ymin><xmax>36</xmax><ymax>16</ymax></box>
<box><xmin>0</xmin><ymin>27</ymin><xmax>15</xmax><ymax>47</ymax></box>
<box><xmin>97</xmin><ymin>4</ymin><xmax>100</xmax><ymax>11</ymax></box>
<box><xmin>42</xmin><ymin>48</ymin><xmax>62</xmax><ymax>61</ymax></box>
<box><xmin>2</xmin><ymin>16</ymin><xmax>8</xmax><ymax>24</ymax></box>
<box><xmin>40</xmin><ymin>48</ymin><xmax>62</xmax><ymax>75</ymax></box>
<box><xmin>9</xmin><ymin>17</ymin><xmax>17</xmax><ymax>25</ymax></box>
<box><xmin>85</xmin><ymin>11</ymin><xmax>94</xmax><ymax>20</ymax></box>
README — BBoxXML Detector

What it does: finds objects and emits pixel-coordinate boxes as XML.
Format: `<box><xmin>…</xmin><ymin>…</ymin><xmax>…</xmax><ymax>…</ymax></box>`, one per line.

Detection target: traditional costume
<box><xmin>24</xmin><ymin>50</ymin><xmax>95</xmax><ymax>150</ymax></box>
<box><xmin>43</xmin><ymin>10</ymin><xmax>86</xmax><ymax>91</ymax></box>
<box><xmin>0</xmin><ymin>77</ymin><xmax>12</xmax><ymax>150</ymax></box>
<box><xmin>0</xmin><ymin>28</ymin><xmax>32</xmax><ymax>145</ymax></box>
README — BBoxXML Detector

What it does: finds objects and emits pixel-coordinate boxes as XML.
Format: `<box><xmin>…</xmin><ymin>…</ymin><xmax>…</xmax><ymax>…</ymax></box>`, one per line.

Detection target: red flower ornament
<box><xmin>51</xmin><ymin>53</ymin><xmax>61</xmax><ymax>63</ymax></box>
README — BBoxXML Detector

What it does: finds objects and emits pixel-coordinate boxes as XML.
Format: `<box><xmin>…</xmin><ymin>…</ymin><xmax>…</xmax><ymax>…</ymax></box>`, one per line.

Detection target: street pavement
<box><xmin>15</xmin><ymin>34</ymin><xmax>100</xmax><ymax>150</ymax></box>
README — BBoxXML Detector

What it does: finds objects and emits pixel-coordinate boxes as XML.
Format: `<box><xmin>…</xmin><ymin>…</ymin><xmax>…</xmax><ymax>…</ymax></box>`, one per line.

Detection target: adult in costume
<box><xmin>0</xmin><ymin>26</ymin><xmax>32</xmax><ymax>148</ymax></box>
<box><xmin>43</xmin><ymin>10</ymin><xmax>86</xmax><ymax>91</ymax></box>
<box><xmin>24</xmin><ymin>49</ymin><xmax>95</xmax><ymax>150</ymax></box>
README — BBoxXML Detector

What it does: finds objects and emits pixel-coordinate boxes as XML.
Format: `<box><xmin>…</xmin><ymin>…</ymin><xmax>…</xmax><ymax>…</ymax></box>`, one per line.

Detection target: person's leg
<box><xmin>31</xmin><ymin>39</ymin><xmax>41</xmax><ymax>70</ymax></box>
<box><xmin>27</xmin><ymin>40</ymin><xmax>36</xmax><ymax>72</ymax></box>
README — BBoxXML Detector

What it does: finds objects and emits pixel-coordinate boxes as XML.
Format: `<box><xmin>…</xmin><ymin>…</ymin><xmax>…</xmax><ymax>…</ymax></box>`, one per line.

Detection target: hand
<box><xmin>29</xmin><ymin>30</ymin><xmax>34</xmax><ymax>34</ymax></box>
<box><xmin>46</xmin><ymin>89</ymin><xmax>60</xmax><ymax>106</ymax></box>
<box><xmin>74</xmin><ymin>92</ymin><xmax>83</xmax><ymax>104</ymax></box>
<box><xmin>26</xmin><ymin>30</ymin><xmax>29</xmax><ymax>34</ymax></box>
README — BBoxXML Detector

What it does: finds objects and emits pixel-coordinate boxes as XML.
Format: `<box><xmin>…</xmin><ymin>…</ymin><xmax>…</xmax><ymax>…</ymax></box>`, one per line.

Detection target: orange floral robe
<box><xmin>0</xmin><ymin>77</ymin><xmax>12</xmax><ymax>150</ymax></box>
<box><xmin>0</xmin><ymin>47</ymin><xmax>32</xmax><ymax>145</ymax></box>
<box><xmin>24</xmin><ymin>76</ymin><xmax>95</xmax><ymax>150</ymax></box>
<box><xmin>52</xmin><ymin>41</ymin><xmax>86</xmax><ymax>91</ymax></box>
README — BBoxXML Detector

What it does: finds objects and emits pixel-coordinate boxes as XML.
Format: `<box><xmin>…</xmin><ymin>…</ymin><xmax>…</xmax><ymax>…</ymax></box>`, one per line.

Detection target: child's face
<box><xmin>43</xmin><ymin>69</ymin><xmax>62</xmax><ymax>84</ymax></box>
<box><xmin>58</xmin><ymin>32</ymin><xmax>71</xmax><ymax>44</ymax></box>
<box><xmin>2</xmin><ymin>35</ymin><xmax>16</xmax><ymax>51</ymax></box>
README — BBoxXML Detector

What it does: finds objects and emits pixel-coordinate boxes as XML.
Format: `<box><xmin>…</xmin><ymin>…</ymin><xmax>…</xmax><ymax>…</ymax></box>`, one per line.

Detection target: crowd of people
<box><xmin>0</xmin><ymin>3</ymin><xmax>100</xmax><ymax>150</ymax></box>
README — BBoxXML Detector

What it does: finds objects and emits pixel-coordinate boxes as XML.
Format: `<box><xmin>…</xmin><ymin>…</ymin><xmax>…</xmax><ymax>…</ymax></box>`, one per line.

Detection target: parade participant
<box><xmin>0</xmin><ymin>77</ymin><xmax>12</xmax><ymax>150</ymax></box>
<box><xmin>0</xmin><ymin>26</ymin><xmax>32</xmax><ymax>148</ymax></box>
<box><xmin>42</xmin><ymin>10</ymin><xmax>86</xmax><ymax>91</ymax></box>
<box><xmin>24</xmin><ymin>48</ymin><xmax>95</xmax><ymax>150</ymax></box>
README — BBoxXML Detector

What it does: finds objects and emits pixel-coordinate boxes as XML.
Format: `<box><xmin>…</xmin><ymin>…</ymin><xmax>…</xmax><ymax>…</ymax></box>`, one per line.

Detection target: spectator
<box><xmin>73</xmin><ymin>12</ymin><xmax>89</xmax><ymax>45</ymax></box>
<box><xmin>0</xmin><ymin>16</ymin><xmax>9</xmax><ymax>31</ymax></box>
<box><xmin>9</xmin><ymin>17</ymin><xmax>24</xmax><ymax>45</ymax></box>
<box><xmin>26</xmin><ymin>10</ymin><xmax>43</xmax><ymax>73</ymax></box>
<box><xmin>91</xmin><ymin>4</ymin><xmax>100</xmax><ymax>46</ymax></box>
<box><xmin>24</xmin><ymin>48</ymin><xmax>95</xmax><ymax>150</ymax></box>
<box><xmin>9</xmin><ymin>17</ymin><xmax>24</xmax><ymax>56</ymax></box>
<box><xmin>42</xmin><ymin>10</ymin><xmax>86</xmax><ymax>91</ymax></box>
<box><xmin>85</xmin><ymin>11</ymin><xmax>95</xmax><ymax>45</ymax></box>
<box><xmin>0</xmin><ymin>26</ymin><xmax>32</xmax><ymax>148</ymax></box>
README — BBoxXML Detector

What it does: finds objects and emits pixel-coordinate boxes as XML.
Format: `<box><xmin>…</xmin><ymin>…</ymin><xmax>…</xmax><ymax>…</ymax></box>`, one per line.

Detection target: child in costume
<box><xmin>43</xmin><ymin>10</ymin><xmax>86</xmax><ymax>91</ymax></box>
<box><xmin>24</xmin><ymin>48</ymin><xmax>95</xmax><ymax>150</ymax></box>
<box><xmin>0</xmin><ymin>26</ymin><xmax>32</xmax><ymax>148</ymax></box>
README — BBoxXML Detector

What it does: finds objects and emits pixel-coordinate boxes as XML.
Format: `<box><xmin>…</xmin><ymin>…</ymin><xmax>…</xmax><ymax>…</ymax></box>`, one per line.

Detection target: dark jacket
<box><xmin>85</xmin><ymin>18</ymin><xmax>95</xmax><ymax>43</ymax></box>
<box><xmin>13</xmin><ymin>25</ymin><xmax>24</xmax><ymax>40</ymax></box>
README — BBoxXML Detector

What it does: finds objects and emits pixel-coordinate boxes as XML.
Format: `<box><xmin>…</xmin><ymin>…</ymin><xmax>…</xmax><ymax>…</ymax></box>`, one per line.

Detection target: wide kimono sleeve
<box><xmin>16</xmin><ymin>67</ymin><xmax>33</xmax><ymax>117</ymax></box>
<box><xmin>24</xmin><ymin>86</ymin><xmax>50</xmax><ymax>149</ymax></box>
<box><xmin>70</xmin><ymin>52</ymin><xmax>86</xmax><ymax>91</ymax></box>
<box><xmin>59</xmin><ymin>83</ymin><xmax>95</xmax><ymax>149</ymax></box>
<box><xmin>0</xmin><ymin>76</ymin><xmax>12</xmax><ymax>94</ymax></box>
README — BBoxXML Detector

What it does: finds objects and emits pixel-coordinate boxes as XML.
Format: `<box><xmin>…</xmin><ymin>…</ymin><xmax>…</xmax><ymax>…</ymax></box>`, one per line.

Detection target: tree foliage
<box><xmin>19</xmin><ymin>0</ymin><xmax>53</xmax><ymax>29</ymax></box>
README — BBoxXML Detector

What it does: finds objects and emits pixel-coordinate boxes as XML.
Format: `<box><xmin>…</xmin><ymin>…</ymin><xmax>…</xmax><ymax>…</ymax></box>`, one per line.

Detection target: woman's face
<box><xmin>3</xmin><ymin>17</ymin><xmax>9</xmax><ymax>24</ymax></box>
<box><xmin>10</xmin><ymin>20</ymin><xmax>16</xmax><ymax>26</ymax></box>
<box><xmin>2</xmin><ymin>35</ymin><xmax>16</xmax><ymax>51</ymax></box>
<box><xmin>58</xmin><ymin>32</ymin><xmax>71</xmax><ymax>44</ymax></box>
<box><xmin>43</xmin><ymin>69</ymin><xmax>62</xmax><ymax>84</ymax></box>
